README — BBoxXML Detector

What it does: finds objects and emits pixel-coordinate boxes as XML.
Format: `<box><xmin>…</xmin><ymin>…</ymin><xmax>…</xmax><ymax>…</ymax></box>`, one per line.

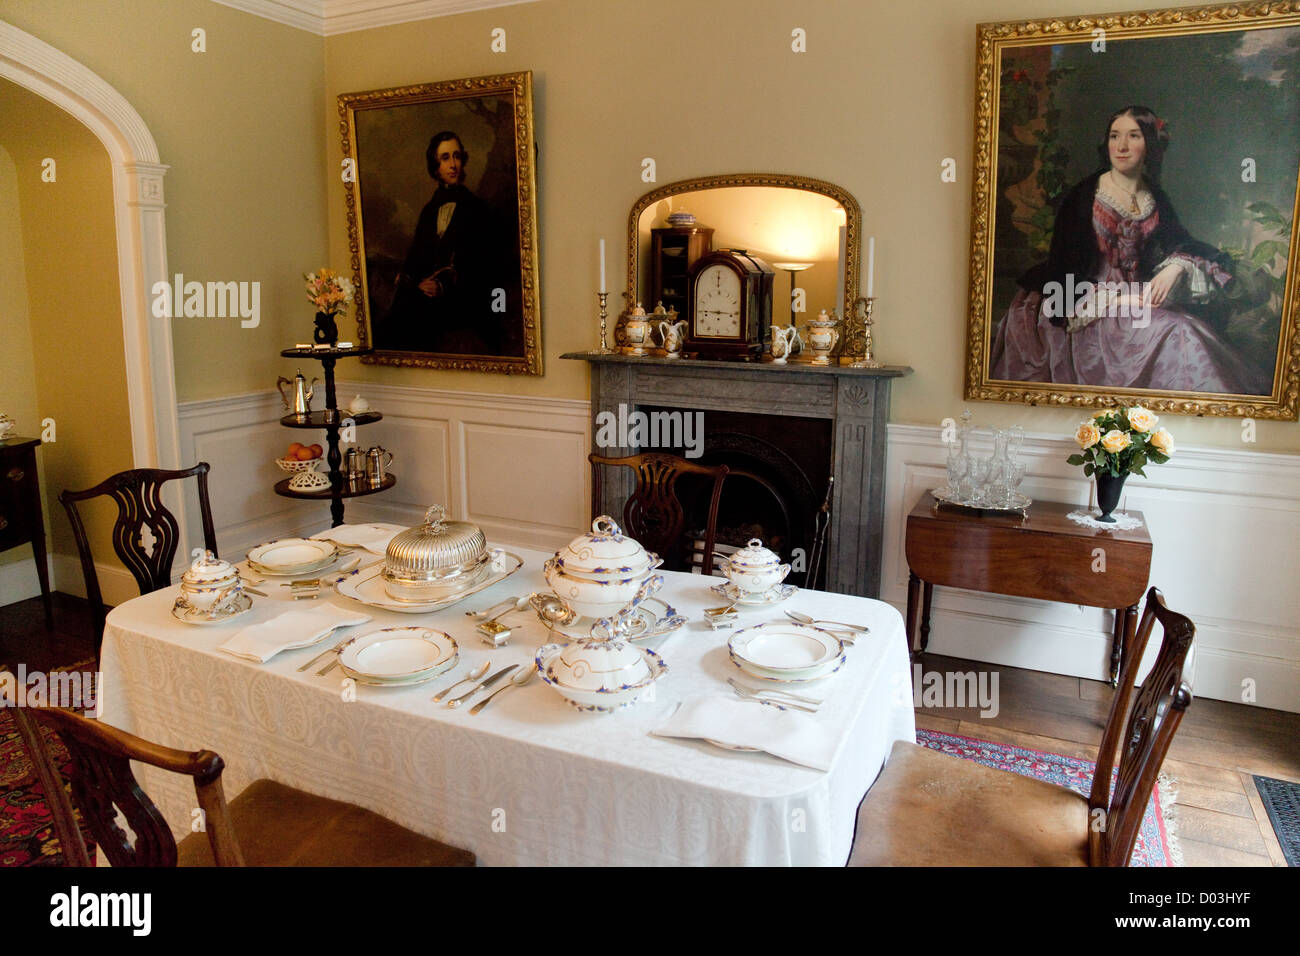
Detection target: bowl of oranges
<box><xmin>277</xmin><ymin>443</ymin><xmax>329</xmax><ymax>491</ymax></box>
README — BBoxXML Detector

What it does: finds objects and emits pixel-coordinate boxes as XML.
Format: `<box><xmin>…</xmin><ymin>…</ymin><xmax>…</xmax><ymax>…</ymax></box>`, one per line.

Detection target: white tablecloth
<box><xmin>98</xmin><ymin>546</ymin><xmax>914</xmax><ymax>866</ymax></box>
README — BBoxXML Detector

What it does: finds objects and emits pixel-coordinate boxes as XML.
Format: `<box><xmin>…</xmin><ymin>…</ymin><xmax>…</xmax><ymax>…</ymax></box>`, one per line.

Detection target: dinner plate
<box><xmin>338</xmin><ymin>627</ymin><xmax>457</xmax><ymax>681</ymax></box>
<box><xmin>171</xmin><ymin>592</ymin><xmax>254</xmax><ymax>626</ymax></box>
<box><xmin>334</xmin><ymin>552</ymin><xmax>524</xmax><ymax>613</ymax></box>
<box><xmin>340</xmin><ymin>652</ymin><xmax>460</xmax><ymax>687</ymax></box>
<box><xmin>709</xmin><ymin>582</ymin><xmax>798</xmax><ymax>607</ymax></box>
<box><xmin>247</xmin><ymin>538</ymin><xmax>339</xmax><ymax>575</ymax></box>
<box><xmin>729</xmin><ymin>622</ymin><xmax>842</xmax><ymax>672</ymax></box>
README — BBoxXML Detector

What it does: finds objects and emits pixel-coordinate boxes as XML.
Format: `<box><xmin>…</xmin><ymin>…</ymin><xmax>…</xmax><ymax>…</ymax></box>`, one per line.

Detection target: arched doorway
<box><xmin>0</xmin><ymin>19</ymin><xmax>179</xmax><ymax>473</ymax></box>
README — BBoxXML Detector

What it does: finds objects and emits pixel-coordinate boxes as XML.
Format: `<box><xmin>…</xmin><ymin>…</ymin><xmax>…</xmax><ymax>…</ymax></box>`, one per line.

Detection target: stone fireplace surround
<box><xmin>563</xmin><ymin>353</ymin><xmax>910</xmax><ymax>597</ymax></box>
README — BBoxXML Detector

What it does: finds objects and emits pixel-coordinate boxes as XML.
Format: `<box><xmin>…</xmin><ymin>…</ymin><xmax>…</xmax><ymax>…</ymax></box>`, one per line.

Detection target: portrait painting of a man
<box><xmin>339</xmin><ymin>72</ymin><xmax>542</xmax><ymax>374</ymax></box>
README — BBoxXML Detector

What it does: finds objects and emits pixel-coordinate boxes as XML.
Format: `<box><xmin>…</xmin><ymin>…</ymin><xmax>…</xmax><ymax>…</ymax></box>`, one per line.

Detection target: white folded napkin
<box><xmin>652</xmin><ymin>696</ymin><xmax>835</xmax><ymax>771</ymax></box>
<box><xmin>310</xmin><ymin>523</ymin><xmax>404</xmax><ymax>555</ymax></box>
<box><xmin>218</xmin><ymin>603</ymin><xmax>372</xmax><ymax>663</ymax></box>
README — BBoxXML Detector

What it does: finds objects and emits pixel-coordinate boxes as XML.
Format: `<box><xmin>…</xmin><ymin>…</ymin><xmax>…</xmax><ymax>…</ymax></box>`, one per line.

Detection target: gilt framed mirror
<box><xmin>625</xmin><ymin>174</ymin><xmax>867</xmax><ymax>359</ymax></box>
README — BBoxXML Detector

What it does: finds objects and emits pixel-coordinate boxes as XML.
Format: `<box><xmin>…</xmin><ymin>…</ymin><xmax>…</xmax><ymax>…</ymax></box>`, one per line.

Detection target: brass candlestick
<box><xmin>848</xmin><ymin>296</ymin><xmax>882</xmax><ymax>368</ymax></box>
<box><xmin>594</xmin><ymin>292</ymin><xmax>614</xmax><ymax>354</ymax></box>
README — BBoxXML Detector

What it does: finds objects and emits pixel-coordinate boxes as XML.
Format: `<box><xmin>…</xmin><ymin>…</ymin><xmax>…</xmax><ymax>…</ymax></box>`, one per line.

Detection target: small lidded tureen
<box><xmin>179</xmin><ymin>550</ymin><xmax>244</xmax><ymax>615</ymax></box>
<box><xmin>536</xmin><ymin>576</ymin><xmax>669</xmax><ymax>713</ymax></box>
<box><xmin>543</xmin><ymin>516</ymin><xmax>661</xmax><ymax>619</ymax></box>
<box><xmin>717</xmin><ymin>538</ymin><xmax>791</xmax><ymax>596</ymax></box>
<box><xmin>382</xmin><ymin>505</ymin><xmax>495</xmax><ymax>603</ymax></box>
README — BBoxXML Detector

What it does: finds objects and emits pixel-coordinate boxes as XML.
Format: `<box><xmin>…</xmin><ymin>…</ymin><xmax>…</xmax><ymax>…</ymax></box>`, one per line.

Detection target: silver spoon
<box><xmin>469</xmin><ymin>664</ymin><xmax>536</xmax><ymax>715</ymax></box>
<box><xmin>431</xmin><ymin>660</ymin><xmax>490</xmax><ymax>702</ymax></box>
<box><xmin>784</xmin><ymin>609</ymin><xmax>870</xmax><ymax>633</ymax></box>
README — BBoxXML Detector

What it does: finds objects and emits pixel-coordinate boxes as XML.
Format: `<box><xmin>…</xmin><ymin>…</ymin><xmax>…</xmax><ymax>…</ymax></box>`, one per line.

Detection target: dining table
<box><xmin>97</xmin><ymin>538</ymin><xmax>915</xmax><ymax>866</ymax></box>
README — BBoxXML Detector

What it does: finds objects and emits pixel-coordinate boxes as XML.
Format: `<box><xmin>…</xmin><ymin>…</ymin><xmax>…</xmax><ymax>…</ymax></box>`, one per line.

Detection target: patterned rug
<box><xmin>916</xmin><ymin>728</ymin><xmax>1180</xmax><ymax>867</ymax></box>
<box><xmin>1252</xmin><ymin>775</ymin><xmax>1300</xmax><ymax>866</ymax></box>
<box><xmin>0</xmin><ymin>664</ymin><xmax>98</xmax><ymax>867</ymax></box>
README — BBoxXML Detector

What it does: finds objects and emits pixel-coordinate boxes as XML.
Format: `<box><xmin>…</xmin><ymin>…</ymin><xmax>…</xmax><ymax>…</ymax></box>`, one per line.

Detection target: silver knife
<box><xmin>446</xmin><ymin>664</ymin><xmax>519</xmax><ymax>708</ymax></box>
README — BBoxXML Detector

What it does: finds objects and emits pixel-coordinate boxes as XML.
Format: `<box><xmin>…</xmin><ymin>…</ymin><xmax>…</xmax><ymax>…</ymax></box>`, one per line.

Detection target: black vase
<box><xmin>1094</xmin><ymin>472</ymin><xmax>1127</xmax><ymax>523</ymax></box>
<box><xmin>313</xmin><ymin>311</ymin><xmax>339</xmax><ymax>347</ymax></box>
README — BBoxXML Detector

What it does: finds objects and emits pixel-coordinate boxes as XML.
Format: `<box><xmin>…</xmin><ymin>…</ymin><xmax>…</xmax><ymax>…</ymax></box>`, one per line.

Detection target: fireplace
<box><xmin>564</xmin><ymin>352</ymin><xmax>909</xmax><ymax>598</ymax></box>
<box><xmin>639</xmin><ymin>406</ymin><xmax>832</xmax><ymax>586</ymax></box>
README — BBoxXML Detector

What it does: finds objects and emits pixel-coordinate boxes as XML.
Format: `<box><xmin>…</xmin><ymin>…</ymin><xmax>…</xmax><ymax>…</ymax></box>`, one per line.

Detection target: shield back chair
<box><xmin>11</xmin><ymin>703</ymin><xmax>476</xmax><ymax>867</ymax></box>
<box><xmin>59</xmin><ymin>462</ymin><xmax>218</xmax><ymax>656</ymax></box>
<box><xmin>848</xmin><ymin>586</ymin><xmax>1194</xmax><ymax>866</ymax></box>
<box><xmin>589</xmin><ymin>452</ymin><xmax>730</xmax><ymax>575</ymax></box>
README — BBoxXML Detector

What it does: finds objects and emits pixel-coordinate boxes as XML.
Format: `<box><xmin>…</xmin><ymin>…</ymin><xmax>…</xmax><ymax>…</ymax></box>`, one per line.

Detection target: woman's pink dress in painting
<box><xmin>990</xmin><ymin>189</ymin><xmax>1264</xmax><ymax>395</ymax></box>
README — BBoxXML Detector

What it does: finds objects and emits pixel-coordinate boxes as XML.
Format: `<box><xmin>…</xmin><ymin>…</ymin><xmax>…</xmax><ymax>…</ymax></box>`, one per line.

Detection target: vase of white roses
<box><xmin>304</xmin><ymin>268</ymin><xmax>355</xmax><ymax>347</ymax></box>
<box><xmin>1067</xmin><ymin>406</ymin><xmax>1174</xmax><ymax>523</ymax></box>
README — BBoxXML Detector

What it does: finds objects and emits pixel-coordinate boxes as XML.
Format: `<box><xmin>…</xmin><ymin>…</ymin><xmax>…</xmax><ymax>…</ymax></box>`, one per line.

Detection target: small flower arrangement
<box><xmin>304</xmin><ymin>268</ymin><xmax>354</xmax><ymax>317</ymax></box>
<box><xmin>1068</xmin><ymin>405</ymin><xmax>1175</xmax><ymax>478</ymax></box>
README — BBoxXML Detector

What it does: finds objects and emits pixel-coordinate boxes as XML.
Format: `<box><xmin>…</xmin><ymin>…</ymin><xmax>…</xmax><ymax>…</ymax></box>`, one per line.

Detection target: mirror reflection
<box><xmin>632</xmin><ymin>183</ymin><xmax>852</xmax><ymax>327</ymax></box>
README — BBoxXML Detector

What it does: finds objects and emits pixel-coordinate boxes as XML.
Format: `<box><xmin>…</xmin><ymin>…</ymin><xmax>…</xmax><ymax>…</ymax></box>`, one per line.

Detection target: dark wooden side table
<box><xmin>0</xmin><ymin>437</ymin><xmax>53</xmax><ymax>629</ymax></box>
<box><xmin>904</xmin><ymin>493</ymin><xmax>1152</xmax><ymax>684</ymax></box>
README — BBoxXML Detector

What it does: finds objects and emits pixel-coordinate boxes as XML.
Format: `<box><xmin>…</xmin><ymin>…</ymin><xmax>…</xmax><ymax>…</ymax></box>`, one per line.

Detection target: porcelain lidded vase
<box><xmin>716</xmin><ymin>538</ymin><xmax>791</xmax><ymax>596</ymax></box>
<box><xmin>622</xmin><ymin>303</ymin><xmax>651</xmax><ymax>355</ymax></box>
<box><xmin>804</xmin><ymin>309</ymin><xmax>840</xmax><ymax>366</ymax></box>
<box><xmin>179</xmin><ymin>550</ymin><xmax>244</xmax><ymax>614</ymax></box>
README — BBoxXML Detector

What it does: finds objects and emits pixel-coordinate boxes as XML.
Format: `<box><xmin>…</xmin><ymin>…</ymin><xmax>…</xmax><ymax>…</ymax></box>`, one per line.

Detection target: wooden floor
<box><xmin>915</xmin><ymin>651</ymin><xmax>1299</xmax><ymax>866</ymax></box>
<box><xmin>1</xmin><ymin>594</ymin><xmax>1295</xmax><ymax>866</ymax></box>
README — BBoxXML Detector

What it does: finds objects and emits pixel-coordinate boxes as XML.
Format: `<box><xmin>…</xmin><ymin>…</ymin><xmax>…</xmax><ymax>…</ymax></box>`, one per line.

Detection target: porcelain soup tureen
<box><xmin>543</xmin><ymin>515</ymin><xmax>661</xmax><ymax>620</ymax></box>
<box><xmin>536</xmin><ymin>576</ymin><xmax>669</xmax><ymax>713</ymax></box>
<box><xmin>716</xmin><ymin>538</ymin><xmax>791</xmax><ymax>596</ymax></box>
<box><xmin>178</xmin><ymin>550</ymin><xmax>244</xmax><ymax>615</ymax></box>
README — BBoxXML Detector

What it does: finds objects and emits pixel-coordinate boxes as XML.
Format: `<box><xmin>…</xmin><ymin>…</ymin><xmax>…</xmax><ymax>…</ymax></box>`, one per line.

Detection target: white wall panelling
<box><xmin>176</xmin><ymin>382</ymin><xmax>591</xmax><ymax>562</ymax></box>
<box><xmin>882</xmin><ymin>424</ymin><xmax>1300</xmax><ymax>714</ymax></box>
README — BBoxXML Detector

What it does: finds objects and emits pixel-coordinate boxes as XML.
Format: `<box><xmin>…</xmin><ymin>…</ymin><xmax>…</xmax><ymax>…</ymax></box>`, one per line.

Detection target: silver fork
<box><xmin>730</xmin><ymin>684</ymin><xmax>819</xmax><ymax>713</ymax></box>
<box><xmin>727</xmin><ymin>677</ymin><xmax>822</xmax><ymax>707</ymax></box>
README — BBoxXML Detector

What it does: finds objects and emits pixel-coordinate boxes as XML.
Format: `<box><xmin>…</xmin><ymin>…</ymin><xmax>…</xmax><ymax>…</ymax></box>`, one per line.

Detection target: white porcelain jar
<box><xmin>718</xmin><ymin>538</ymin><xmax>791</xmax><ymax>595</ymax></box>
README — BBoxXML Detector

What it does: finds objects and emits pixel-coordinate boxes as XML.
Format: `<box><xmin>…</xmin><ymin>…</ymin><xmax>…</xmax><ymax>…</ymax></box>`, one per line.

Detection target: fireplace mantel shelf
<box><xmin>562</xmin><ymin>351</ymin><xmax>912</xmax><ymax>377</ymax></box>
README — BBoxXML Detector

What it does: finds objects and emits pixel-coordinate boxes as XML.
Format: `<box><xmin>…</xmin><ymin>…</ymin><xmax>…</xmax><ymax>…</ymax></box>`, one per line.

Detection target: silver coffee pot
<box><xmin>276</xmin><ymin>370</ymin><xmax>318</xmax><ymax>419</ymax></box>
<box><xmin>344</xmin><ymin>447</ymin><xmax>366</xmax><ymax>485</ymax></box>
<box><xmin>366</xmin><ymin>445</ymin><xmax>393</xmax><ymax>486</ymax></box>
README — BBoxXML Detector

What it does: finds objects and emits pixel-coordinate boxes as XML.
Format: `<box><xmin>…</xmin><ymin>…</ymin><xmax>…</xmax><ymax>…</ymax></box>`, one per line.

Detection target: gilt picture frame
<box><xmin>966</xmin><ymin>4</ymin><xmax>1300</xmax><ymax>419</ymax></box>
<box><xmin>338</xmin><ymin>71</ymin><xmax>542</xmax><ymax>375</ymax></box>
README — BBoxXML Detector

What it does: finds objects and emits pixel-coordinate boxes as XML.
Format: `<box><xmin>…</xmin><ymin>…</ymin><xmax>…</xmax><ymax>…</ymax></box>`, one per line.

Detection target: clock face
<box><xmin>693</xmin><ymin>265</ymin><xmax>742</xmax><ymax>337</ymax></box>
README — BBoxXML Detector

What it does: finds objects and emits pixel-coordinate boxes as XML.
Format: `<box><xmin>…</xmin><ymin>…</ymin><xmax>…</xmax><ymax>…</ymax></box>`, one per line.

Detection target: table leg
<box><xmin>920</xmin><ymin>581</ymin><xmax>934</xmax><ymax>652</ymax></box>
<box><xmin>1110</xmin><ymin>607</ymin><xmax>1129</xmax><ymax>685</ymax></box>
<box><xmin>906</xmin><ymin>571</ymin><xmax>920</xmax><ymax>658</ymax></box>
<box><xmin>29</xmin><ymin>499</ymin><xmax>53</xmax><ymax>631</ymax></box>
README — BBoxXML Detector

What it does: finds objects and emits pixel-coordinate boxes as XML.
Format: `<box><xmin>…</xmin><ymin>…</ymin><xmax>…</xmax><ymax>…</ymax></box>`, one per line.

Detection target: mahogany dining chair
<box><xmin>60</xmin><ymin>462</ymin><xmax>218</xmax><ymax>656</ymax></box>
<box><xmin>848</xmin><ymin>586</ymin><xmax>1194</xmax><ymax>866</ymax></box>
<box><xmin>12</xmin><ymin>703</ymin><xmax>476</xmax><ymax>867</ymax></box>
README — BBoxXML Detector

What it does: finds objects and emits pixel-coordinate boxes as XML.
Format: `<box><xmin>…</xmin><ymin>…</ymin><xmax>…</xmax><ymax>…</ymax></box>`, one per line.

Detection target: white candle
<box><xmin>867</xmin><ymin>236</ymin><xmax>875</xmax><ymax>298</ymax></box>
<box><xmin>599</xmin><ymin>239</ymin><xmax>606</xmax><ymax>293</ymax></box>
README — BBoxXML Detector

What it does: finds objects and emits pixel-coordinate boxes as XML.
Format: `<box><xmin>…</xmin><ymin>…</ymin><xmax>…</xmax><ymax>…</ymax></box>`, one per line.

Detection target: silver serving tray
<box><xmin>333</xmin><ymin>552</ymin><xmax>524</xmax><ymax>614</ymax></box>
<box><xmin>931</xmin><ymin>485</ymin><xmax>1031</xmax><ymax>516</ymax></box>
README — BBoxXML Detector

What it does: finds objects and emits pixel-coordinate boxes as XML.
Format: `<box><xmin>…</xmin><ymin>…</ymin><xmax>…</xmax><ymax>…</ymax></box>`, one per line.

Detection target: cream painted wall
<box><xmin>0</xmin><ymin>0</ymin><xmax>329</xmax><ymax>402</ymax></box>
<box><xmin>324</xmin><ymin>0</ymin><xmax>1300</xmax><ymax>452</ymax></box>
<box><xmin>0</xmin><ymin>80</ymin><xmax>132</xmax><ymax>559</ymax></box>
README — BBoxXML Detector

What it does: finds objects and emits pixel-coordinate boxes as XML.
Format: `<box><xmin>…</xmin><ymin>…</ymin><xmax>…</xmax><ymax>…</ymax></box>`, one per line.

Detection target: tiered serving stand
<box><xmin>273</xmin><ymin>346</ymin><xmax>395</xmax><ymax>526</ymax></box>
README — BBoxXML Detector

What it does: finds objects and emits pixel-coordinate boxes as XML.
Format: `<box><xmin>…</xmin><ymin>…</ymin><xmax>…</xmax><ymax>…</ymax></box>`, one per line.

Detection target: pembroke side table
<box><xmin>0</xmin><ymin>437</ymin><xmax>53</xmax><ymax>629</ymax></box>
<box><xmin>904</xmin><ymin>492</ymin><xmax>1153</xmax><ymax>684</ymax></box>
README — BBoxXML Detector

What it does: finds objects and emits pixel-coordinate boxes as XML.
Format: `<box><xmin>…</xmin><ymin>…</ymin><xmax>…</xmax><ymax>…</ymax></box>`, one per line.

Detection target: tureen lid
<box><xmin>386</xmin><ymin>505</ymin><xmax>486</xmax><ymax>576</ymax></box>
<box><xmin>560</xmin><ymin>516</ymin><xmax>650</xmax><ymax>570</ymax></box>
<box><xmin>727</xmin><ymin>538</ymin><xmax>782</xmax><ymax>571</ymax></box>
<box><xmin>184</xmin><ymin>550</ymin><xmax>237</xmax><ymax>583</ymax></box>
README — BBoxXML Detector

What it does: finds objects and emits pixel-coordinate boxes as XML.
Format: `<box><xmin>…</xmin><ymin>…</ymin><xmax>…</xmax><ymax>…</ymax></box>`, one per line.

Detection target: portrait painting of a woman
<box><xmin>968</xmin><ymin>12</ymin><xmax>1300</xmax><ymax>419</ymax></box>
<box><xmin>990</xmin><ymin>105</ymin><xmax>1271</xmax><ymax>395</ymax></box>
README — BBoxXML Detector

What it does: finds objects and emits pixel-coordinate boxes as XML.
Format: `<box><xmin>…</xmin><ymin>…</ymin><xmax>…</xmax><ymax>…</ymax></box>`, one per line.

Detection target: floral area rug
<box><xmin>916</xmin><ymin>728</ymin><xmax>1180</xmax><ymax>867</ymax></box>
<box><xmin>0</xmin><ymin>664</ymin><xmax>98</xmax><ymax>867</ymax></box>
